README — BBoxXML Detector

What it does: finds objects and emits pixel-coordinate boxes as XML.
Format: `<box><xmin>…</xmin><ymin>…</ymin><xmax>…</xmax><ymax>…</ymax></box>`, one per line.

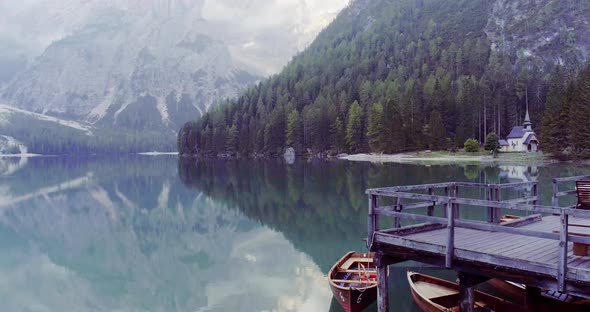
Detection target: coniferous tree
<box><xmin>428</xmin><ymin>111</ymin><xmax>446</xmax><ymax>150</ymax></box>
<box><xmin>568</xmin><ymin>67</ymin><xmax>590</xmax><ymax>156</ymax></box>
<box><xmin>286</xmin><ymin>110</ymin><xmax>303</xmax><ymax>152</ymax></box>
<box><xmin>367</xmin><ymin>102</ymin><xmax>384</xmax><ymax>152</ymax></box>
<box><xmin>541</xmin><ymin>67</ymin><xmax>568</xmax><ymax>154</ymax></box>
<box><xmin>382</xmin><ymin>98</ymin><xmax>405</xmax><ymax>153</ymax></box>
<box><xmin>346</xmin><ymin>101</ymin><xmax>363</xmax><ymax>153</ymax></box>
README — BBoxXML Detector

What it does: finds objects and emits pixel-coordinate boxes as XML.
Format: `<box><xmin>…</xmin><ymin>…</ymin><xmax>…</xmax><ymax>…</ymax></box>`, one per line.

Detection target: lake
<box><xmin>0</xmin><ymin>155</ymin><xmax>589</xmax><ymax>311</ymax></box>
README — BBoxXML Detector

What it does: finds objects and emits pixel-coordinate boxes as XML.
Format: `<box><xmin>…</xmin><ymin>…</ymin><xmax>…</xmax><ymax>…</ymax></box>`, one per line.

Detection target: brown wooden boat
<box><xmin>488</xmin><ymin>279</ymin><xmax>590</xmax><ymax>311</ymax></box>
<box><xmin>407</xmin><ymin>271</ymin><xmax>527</xmax><ymax>312</ymax></box>
<box><xmin>328</xmin><ymin>251</ymin><xmax>378</xmax><ymax>312</ymax></box>
<box><xmin>499</xmin><ymin>215</ymin><xmax>521</xmax><ymax>223</ymax></box>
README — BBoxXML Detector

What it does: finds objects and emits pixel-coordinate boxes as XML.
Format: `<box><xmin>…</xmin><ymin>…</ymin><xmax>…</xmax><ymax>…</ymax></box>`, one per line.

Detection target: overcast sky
<box><xmin>0</xmin><ymin>0</ymin><xmax>349</xmax><ymax>75</ymax></box>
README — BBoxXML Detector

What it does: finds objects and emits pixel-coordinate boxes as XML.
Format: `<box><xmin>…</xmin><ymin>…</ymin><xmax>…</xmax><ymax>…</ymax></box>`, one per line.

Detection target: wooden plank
<box><xmin>427</xmin><ymin>188</ymin><xmax>434</xmax><ymax>216</ymax></box>
<box><xmin>446</xmin><ymin>198</ymin><xmax>454</xmax><ymax>268</ymax></box>
<box><xmin>368</xmin><ymin>194</ymin><xmax>378</xmax><ymax>248</ymax></box>
<box><xmin>331</xmin><ymin>279</ymin><xmax>377</xmax><ymax>284</ymax></box>
<box><xmin>502</xmin><ymin>196</ymin><xmax>539</xmax><ymax>204</ymax></box>
<box><xmin>501</xmin><ymin>239</ymin><xmax>555</xmax><ymax>259</ymax></box>
<box><xmin>553</xmin><ymin>180</ymin><xmax>560</xmax><ymax>207</ymax></box>
<box><xmin>454</xmin><ymin>219</ymin><xmax>559</xmax><ymax>241</ymax></box>
<box><xmin>501</xmin><ymin>214</ymin><xmax>542</xmax><ymax>227</ymax></box>
<box><xmin>338</xmin><ymin>268</ymin><xmax>377</xmax><ymax>273</ymax></box>
<box><xmin>399</xmin><ymin>201</ymin><xmax>437</xmax><ymax>210</ymax></box>
<box><xmin>367</xmin><ymin>182</ymin><xmax>454</xmax><ymax>194</ymax></box>
<box><xmin>377</xmin><ymin>263</ymin><xmax>388</xmax><ymax>312</ymax></box>
<box><xmin>554</xmin><ymin>175</ymin><xmax>590</xmax><ymax>183</ymax></box>
<box><xmin>485</xmin><ymin>237</ymin><xmax>545</xmax><ymax>257</ymax></box>
<box><xmin>374</xmin><ymin>208</ymin><xmax>447</xmax><ymax>225</ymax></box>
<box><xmin>453</xmin><ymin>248</ymin><xmax>557</xmax><ymax>277</ymax></box>
<box><xmin>557</xmin><ymin>190</ymin><xmax>577</xmax><ymax>197</ymax></box>
<box><xmin>374</xmin><ymin>233</ymin><xmax>446</xmax><ymax>255</ymax></box>
<box><xmin>558</xmin><ymin>210</ymin><xmax>568</xmax><ymax>292</ymax></box>
<box><xmin>382</xmin><ymin>223</ymin><xmax>446</xmax><ymax>236</ymax></box>
<box><xmin>496</xmin><ymin>181</ymin><xmax>537</xmax><ymax>189</ymax></box>
<box><xmin>463</xmin><ymin>233</ymin><xmax>520</xmax><ymax>253</ymax></box>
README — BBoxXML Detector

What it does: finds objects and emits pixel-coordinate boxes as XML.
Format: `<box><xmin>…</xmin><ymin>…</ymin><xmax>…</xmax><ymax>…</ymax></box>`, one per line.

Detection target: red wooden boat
<box><xmin>328</xmin><ymin>251</ymin><xmax>378</xmax><ymax>312</ymax></box>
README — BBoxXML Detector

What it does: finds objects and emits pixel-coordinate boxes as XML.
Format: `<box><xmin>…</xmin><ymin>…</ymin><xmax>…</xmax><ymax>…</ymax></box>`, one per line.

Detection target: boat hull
<box><xmin>328</xmin><ymin>252</ymin><xmax>377</xmax><ymax>312</ymax></box>
<box><xmin>407</xmin><ymin>271</ymin><xmax>526</xmax><ymax>312</ymax></box>
<box><xmin>329</xmin><ymin>285</ymin><xmax>377</xmax><ymax>312</ymax></box>
<box><xmin>488</xmin><ymin>279</ymin><xmax>590</xmax><ymax>311</ymax></box>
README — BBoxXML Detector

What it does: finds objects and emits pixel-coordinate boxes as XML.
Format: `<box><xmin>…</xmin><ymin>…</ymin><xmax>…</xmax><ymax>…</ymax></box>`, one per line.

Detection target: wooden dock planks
<box><xmin>375</xmin><ymin>215</ymin><xmax>590</xmax><ymax>285</ymax></box>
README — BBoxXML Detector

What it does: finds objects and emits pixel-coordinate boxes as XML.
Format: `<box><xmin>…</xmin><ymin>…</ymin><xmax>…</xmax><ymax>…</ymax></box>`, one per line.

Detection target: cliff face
<box><xmin>0</xmin><ymin>0</ymin><xmax>345</xmax><ymax>141</ymax></box>
<box><xmin>1</xmin><ymin>1</ymin><xmax>258</xmax><ymax>132</ymax></box>
<box><xmin>485</xmin><ymin>0</ymin><xmax>590</xmax><ymax>69</ymax></box>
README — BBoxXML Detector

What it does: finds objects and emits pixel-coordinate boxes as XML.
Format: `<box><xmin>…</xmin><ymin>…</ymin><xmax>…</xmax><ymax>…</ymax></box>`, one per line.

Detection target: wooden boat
<box><xmin>488</xmin><ymin>279</ymin><xmax>590</xmax><ymax>310</ymax></box>
<box><xmin>328</xmin><ymin>251</ymin><xmax>378</xmax><ymax>312</ymax></box>
<box><xmin>407</xmin><ymin>271</ymin><xmax>526</xmax><ymax>312</ymax></box>
<box><xmin>499</xmin><ymin>215</ymin><xmax>521</xmax><ymax>223</ymax></box>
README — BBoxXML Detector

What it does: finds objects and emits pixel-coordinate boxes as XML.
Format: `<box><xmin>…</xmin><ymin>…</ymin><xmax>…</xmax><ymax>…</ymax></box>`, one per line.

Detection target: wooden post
<box><xmin>453</xmin><ymin>185</ymin><xmax>460</xmax><ymax>218</ymax></box>
<box><xmin>553</xmin><ymin>179</ymin><xmax>559</xmax><ymax>208</ymax></box>
<box><xmin>368</xmin><ymin>194</ymin><xmax>379</xmax><ymax>249</ymax></box>
<box><xmin>377</xmin><ymin>263</ymin><xmax>388</xmax><ymax>312</ymax></box>
<box><xmin>494</xmin><ymin>186</ymin><xmax>501</xmax><ymax>223</ymax></box>
<box><xmin>558</xmin><ymin>209</ymin><xmax>569</xmax><ymax>292</ymax></box>
<box><xmin>427</xmin><ymin>188</ymin><xmax>434</xmax><ymax>216</ymax></box>
<box><xmin>532</xmin><ymin>182</ymin><xmax>539</xmax><ymax>206</ymax></box>
<box><xmin>458</xmin><ymin>272</ymin><xmax>475</xmax><ymax>312</ymax></box>
<box><xmin>374</xmin><ymin>253</ymin><xmax>400</xmax><ymax>312</ymax></box>
<box><xmin>443</xmin><ymin>187</ymin><xmax>449</xmax><ymax>218</ymax></box>
<box><xmin>394</xmin><ymin>197</ymin><xmax>402</xmax><ymax>228</ymax></box>
<box><xmin>446</xmin><ymin>197</ymin><xmax>455</xmax><ymax>268</ymax></box>
<box><xmin>486</xmin><ymin>185</ymin><xmax>493</xmax><ymax>223</ymax></box>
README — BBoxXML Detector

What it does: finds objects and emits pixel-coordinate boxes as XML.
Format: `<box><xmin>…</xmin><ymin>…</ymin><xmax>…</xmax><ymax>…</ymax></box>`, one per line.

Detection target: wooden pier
<box><xmin>366</xmin><ymin>175</ymin><xmax>590</xmax><ymax>312</ymax></box>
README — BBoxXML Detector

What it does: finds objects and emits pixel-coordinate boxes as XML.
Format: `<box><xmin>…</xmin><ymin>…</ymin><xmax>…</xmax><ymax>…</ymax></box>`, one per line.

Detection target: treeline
<box><xmin>541</xmin><ymin>65</ymin><xmax>590</xmax><ymax>159</ymax></box>
<box><xmin>178</xmin><ymin>0</ymin><xmax>586</xmax><ymax>157</ymax></box>
<box><xmin>2</xmin><ymin>116</ymin><xmax>175</xmax><ymax>154</ymax></box>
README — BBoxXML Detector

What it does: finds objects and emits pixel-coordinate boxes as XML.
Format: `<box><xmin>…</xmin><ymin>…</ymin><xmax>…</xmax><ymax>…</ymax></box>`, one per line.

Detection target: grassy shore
<box><xmin>340</xmin><ymin>150</ymin><xmax>550</xmax><ymax>164</ymax></box>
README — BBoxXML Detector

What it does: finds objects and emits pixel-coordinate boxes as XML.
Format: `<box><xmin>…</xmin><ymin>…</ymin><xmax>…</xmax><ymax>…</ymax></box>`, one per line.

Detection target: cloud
<box><xmin>0</xmin><ymin>0</ymin><xmax>349</xmax><ymax>77</ymax></box>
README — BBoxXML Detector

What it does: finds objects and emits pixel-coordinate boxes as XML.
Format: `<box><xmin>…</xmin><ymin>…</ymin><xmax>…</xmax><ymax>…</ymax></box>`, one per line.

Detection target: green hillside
<box><xmin>178</xmin><ymin>0</ymin><xmax>590</xmax><ymax>157</ymax></box>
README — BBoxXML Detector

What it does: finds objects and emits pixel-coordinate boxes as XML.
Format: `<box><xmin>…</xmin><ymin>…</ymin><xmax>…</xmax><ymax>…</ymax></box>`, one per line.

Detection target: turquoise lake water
<box><xmin>0</xmin><ymin>156</ymin><xmax>588</xmax><ymax>311</ymax></box>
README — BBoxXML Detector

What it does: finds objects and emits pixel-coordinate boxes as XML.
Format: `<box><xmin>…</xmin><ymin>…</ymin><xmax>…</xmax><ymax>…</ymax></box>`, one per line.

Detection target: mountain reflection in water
<box><xmin>0</xmin><ymin>156</ymin><xmax>588</xmax><ymax>311</ymax></box>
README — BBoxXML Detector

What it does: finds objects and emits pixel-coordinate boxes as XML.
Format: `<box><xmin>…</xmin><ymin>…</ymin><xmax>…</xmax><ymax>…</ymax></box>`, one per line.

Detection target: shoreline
<box><xmin>339</xmin><ymin>152</ymin><xmax>551</xmax><ymax>164</ymax></box>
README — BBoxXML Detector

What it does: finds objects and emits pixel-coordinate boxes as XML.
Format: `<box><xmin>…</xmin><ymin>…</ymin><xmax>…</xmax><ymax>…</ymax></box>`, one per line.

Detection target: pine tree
<box><xmin>331</xmin><ymin>116</ymin><xmax>346</xmax><ymax>153</ymax></box>
<box><xmin>428</xmin><ymin>111</ymin><xmax>446</xmax><ymax>150</ymax></box>
<box><xmin>382</xmin><ymin>98</ymin><xmax>405</xmax><ymax>153</ymax></box>
<box><xmin>541</xmin><ymin>67</ymin><xmax>567</xmax><ymax>154</ymax></box>
<box><xmin>346</xmin><ymin>101</ymin><xmax>363</xmax><ymax>153</ymax></box>
<box><xmin>568</xmin><ymin>67</ymin><xmax>590</xmax><ymax>156</ymax></box>
<box><xmin>286</xmin><ymin>110</ymin><xmax>303</xmax><ymax>151</ymax></box>
<box><xmin>367</xmin><ymin>102</ymin><xmax>384</xmax><ymax>152</ymax></box>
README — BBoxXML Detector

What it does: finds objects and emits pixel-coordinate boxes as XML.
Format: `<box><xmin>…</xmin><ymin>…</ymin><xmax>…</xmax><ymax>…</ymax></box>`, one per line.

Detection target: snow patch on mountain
<box><xmin>0</xmin><ymin>104</ymin><xmax>93</xmax><ymax>135</ymax></box>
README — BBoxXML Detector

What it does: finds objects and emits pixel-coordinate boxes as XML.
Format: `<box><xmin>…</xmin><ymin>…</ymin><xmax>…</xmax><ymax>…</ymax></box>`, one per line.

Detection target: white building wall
<box><xmin>507</xmin><ymin>138</ymin><xmax>526</xmax><ymax>152</ymax></box>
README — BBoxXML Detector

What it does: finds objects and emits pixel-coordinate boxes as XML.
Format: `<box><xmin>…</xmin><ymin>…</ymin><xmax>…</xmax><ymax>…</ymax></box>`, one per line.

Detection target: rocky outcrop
<box><xmin>0</xmin><ymin>0</ymin><xmax>345</xmax><ymax>135</ymax></box>
<box><xmin>485</xmin><ymin>0</ymin><xmax>590</xmax><ymax>69</ymax></box>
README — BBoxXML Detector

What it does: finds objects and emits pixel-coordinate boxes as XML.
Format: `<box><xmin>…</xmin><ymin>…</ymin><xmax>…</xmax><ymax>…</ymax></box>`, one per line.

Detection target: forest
<box><xmin>178</xmin><ymin>0</ymin><xmax>590</xmax><ymax>159</ymax></box>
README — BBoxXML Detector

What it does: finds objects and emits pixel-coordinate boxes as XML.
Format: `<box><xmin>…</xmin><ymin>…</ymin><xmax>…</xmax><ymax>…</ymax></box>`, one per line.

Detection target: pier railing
<box><xmin>367</xmin><ymin>181</ymin><xmax>590</xmax><ymax>292</ymax></box>
<box><xmin>553</xmin><ymin>175</ymin><xmax>590</xmax><ymax>207</ymax></box>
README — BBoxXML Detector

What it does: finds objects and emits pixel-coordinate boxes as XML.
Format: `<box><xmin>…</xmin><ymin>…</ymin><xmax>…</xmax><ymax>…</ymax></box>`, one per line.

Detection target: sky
<box><xmin>0</xmin><ymin>0</ymin><xmax>350</xmax><ymax>76</ymax></box>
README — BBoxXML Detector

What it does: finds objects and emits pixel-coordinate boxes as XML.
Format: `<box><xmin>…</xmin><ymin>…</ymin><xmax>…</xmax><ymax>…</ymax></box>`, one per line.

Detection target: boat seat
<box><xmin>340</xmin><ymin>257</ymin><xmax>373</xmax><ymax>270</ymax></box>
<box><xmin>431</xmin><ymin>294</ymin><xmax>493</xmax><ymax>311</ymax></box>
<box><xmin>431</xmin><ymin>293</ymin><xmax>460</xmax><ymax>307</ymax></box>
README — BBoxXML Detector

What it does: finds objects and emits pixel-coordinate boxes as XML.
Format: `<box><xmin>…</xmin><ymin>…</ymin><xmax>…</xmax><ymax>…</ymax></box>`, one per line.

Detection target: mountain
<box><xmin>0</xmin><ymin>0</ymin><xmax>346</xmax><ymax>153</ymax></box>
<box><xmin>178</xmin><ymin>0</ymin><xmax>590</xmax><ymax>157</ymax></box>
